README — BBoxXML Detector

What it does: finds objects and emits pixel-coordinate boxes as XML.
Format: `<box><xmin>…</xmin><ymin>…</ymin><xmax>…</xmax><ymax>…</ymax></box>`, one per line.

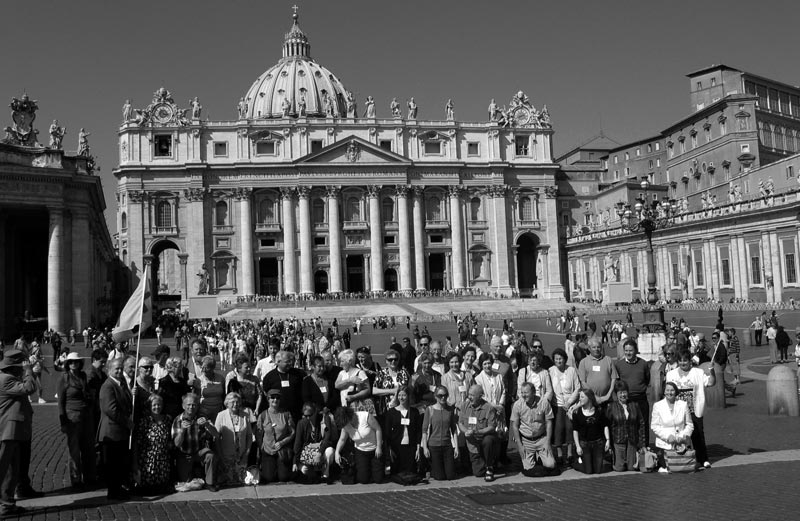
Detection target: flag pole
<box><xmin>129</xmin><ymin>263</ymin><xmax>150</xmax><ymax>450</ymax></box>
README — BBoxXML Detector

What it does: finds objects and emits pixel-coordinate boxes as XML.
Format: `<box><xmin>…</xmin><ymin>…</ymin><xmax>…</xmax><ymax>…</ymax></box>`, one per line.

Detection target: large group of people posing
<box><xmin>0</xmin><ymin>311</ymin><xmax>735</xmax><ymax>515</ymax></box>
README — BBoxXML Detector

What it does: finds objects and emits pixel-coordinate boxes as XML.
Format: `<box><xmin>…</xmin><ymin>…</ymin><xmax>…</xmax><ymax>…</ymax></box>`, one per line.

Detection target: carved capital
<box><xmin>485</xmin><ymin>185</ymin><xmax>508</xmax><ymax>198</ymax></box>
<box><xmin>128</xmin><ymin>190</ymin><xmax>147</xmax><ymax>203</ymax></box>
<box><xmin>447</xmin><ymin>185</ymin><xmax>464</xmax><ymax>198</ymax></box>
<box><xmin>183</xmin><ymin>187</ymin><xmax>207</xmax><ymax>202</ymax></box>
<box><xmin>279</xmin><ymin>187</ymin><xmax>295</xmax><ymax>201</ymax></box>
<box><xmin>234</xmin><ymin>187</ymin><xmax>253</xmax><ymax>201</ymax></box>
<box><xmin>298</xmin><ymin>126</ymin><xmax>307</xmax><ymax>135</ymax></box>
<box><xmin>412</xmin><ymin>185</ymin><xmax>426</xmax><ymax>198</ymax></box>
<box><xmin>366</xmin><ymin>185</ymin><xmax>383</xmax><ymax>198</ymax></box>
<box><xmin>395</xmin><ymin>185</ymin><xmax>409</xmax><ymax>198</ymax></box>
<box><xmin>325</xmin><ymin>185</ymin><xmax>341</xmax><ymax>199</ymax></box>
<box><xmin>296</xmin><ymin>186</ymin><xmax>311</xmax><ymax>198</ymax></box>
<box><xmin>395</xmin><ymin>128</ymin><xmax>404</xmax><ymax>135</ymax></box>
<box><xmin>178</xmin><ymin>253</ymin><xmax>189</xmax><ymax>265</ymax></box>
<box><xmin>543</xmin><ymin>186</ymin><xmax>559</xmax><ymax>198</ymax></box>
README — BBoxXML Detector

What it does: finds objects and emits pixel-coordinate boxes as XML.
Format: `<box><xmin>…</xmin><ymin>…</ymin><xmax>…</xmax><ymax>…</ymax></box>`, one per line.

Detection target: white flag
<box><xmin>112</xmin><ymin>266</ymin><xmax>152</xmax><ymax>342</ymax></box>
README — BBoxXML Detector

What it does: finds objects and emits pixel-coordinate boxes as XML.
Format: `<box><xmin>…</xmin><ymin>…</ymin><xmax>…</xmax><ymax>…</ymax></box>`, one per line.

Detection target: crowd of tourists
<box><xmin>0</xmin><ymin>306</ymin><xmax>778</xmax><ymax>516</ymax></box>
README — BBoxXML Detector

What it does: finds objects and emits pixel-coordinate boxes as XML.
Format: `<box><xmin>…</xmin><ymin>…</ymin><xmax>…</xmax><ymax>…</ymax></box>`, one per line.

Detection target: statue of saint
<box><xmin>346</xmin><ymin>91</ymin><xmax>357</xmax><ymax>118</ymax></box>
<box><xmin>364</xmin><ymin>95</ymin><xmax>376</xmax><ymax>118</ymax></box>
<box><xmin>390</xmin><ymin>97</ymin><xmax>401</xmax><ymax>118</ymax></box>
<box><xmin>539</xmin><ymin>105</ymin><xmax>551</xmax><ymax>126</ymax></box>
<box><xmin>197</xmin><ymin>264</ymin><xmax>210</xmax><ymax>295</ymax></box>
<box><xmin>407</xmin><ymin>97</ymin><xmax>418</xmax><ymax>119</ymax></box>
<box><xmin>297</xmin><ymin>95</ymin><xmax>306</xmax><ymax>117</ymax></box>
<box><xmin>281</xmin><ymin>97</ymin><xmax>291</xmax><ymax>117</ymax></box>
<box><xmin>237</xmin><ymin>97</ymin><xmax>248</xmax><ymax>119</ymax></box>
<box><xmin>190</xmin><ymin>97</ymin><xmax>202</xmax><ymax>119</ymax></box>
<box><xmin>445</xmin><ymin>99</ymin><xmax>454</xmax><ymax>121</ymax></box>
<box><xmin>77</xmin><ymin>128</ymin><xmax>91</xmax><ymax>156</ymax></box>
<box><xmin>49</xmin><ymin>120</ymin><xmax>65</xmax><ymax>149</ymax></box>
<box><xmin>122</xmin><ymin>100</ymin><xmax>132</xmax><ymax>122</ymax></box>
<box><xmin>488</xmin><ymin>99</ymin><xmax>497</xmax><ymax>121</ymax></box>
<box><xmin>325</xmin><ymin>95</ymin><xmax>335</xmax><ymax>117</ymax></box>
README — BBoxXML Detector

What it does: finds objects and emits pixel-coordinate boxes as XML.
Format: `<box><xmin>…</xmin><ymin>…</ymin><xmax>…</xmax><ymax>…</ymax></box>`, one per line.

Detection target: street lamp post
<box><xmin>615</xmin><ymin>177</ymin><xmax>678</xmax><ymax>332</ymax></box>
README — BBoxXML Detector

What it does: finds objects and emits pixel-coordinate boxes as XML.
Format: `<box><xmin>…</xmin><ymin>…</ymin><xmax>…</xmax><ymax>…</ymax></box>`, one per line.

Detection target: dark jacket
<box><xmin>383</xmin><ymin>406</ymin><xmax>422</xmax><ymax>450</ymax></box>
<box><xmin>0</xmin><ymin>369</ymin><xmax>35</xmax><ymax>441</ymax></box>
<box><xmin>292</xmin><ymin>413</ymin><xmax>337</xmax><ymax>466</ymax></box>
<box><xmin>605</xmin><ymin>401</ymin><xmax>645</xmax><ymax>448</ymax></box>
<box><xmin>97</xmin><ymin>377</ymin><xmax>133</xmax><ymax>442</ymax></box>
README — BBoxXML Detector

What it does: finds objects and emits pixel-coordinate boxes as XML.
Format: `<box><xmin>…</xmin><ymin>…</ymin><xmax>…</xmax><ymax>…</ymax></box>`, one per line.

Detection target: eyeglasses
<box><xmin>386</xmin><ymin>358</ymin><xmax>398</xmax><ymax>362</ymax></box>
<box><xmin>420</xmin><ymin>343</ymin><xmax>429</xmax><ymax>346</ymax></box>
<box><xmin>141</xmin><ymin>366</ymin><xmax>154</xmax><ymax>370</ymax></box>
<box><xmin>435</xmin><ymin>394</ymin><xmax>448</xmax><ymax>398</ymax></box>
<box><xmin>268</xmin><ymin>395</ymin><xmax>281</xmax><ymax>399</ymax></box>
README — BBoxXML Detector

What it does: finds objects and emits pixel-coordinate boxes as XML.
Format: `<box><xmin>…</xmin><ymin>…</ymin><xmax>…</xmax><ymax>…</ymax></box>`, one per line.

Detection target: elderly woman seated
<box><xmin>458</xmin><ymin>385</ymin><xmax>500</xmax><ymax>482</ymax></box>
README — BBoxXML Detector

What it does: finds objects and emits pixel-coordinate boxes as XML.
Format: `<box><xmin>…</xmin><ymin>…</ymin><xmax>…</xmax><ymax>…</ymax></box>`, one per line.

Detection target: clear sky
<box><xmin>2</xmin><ymin>0</ymin><xmax>798</xmax><ymax>234</ymax></box>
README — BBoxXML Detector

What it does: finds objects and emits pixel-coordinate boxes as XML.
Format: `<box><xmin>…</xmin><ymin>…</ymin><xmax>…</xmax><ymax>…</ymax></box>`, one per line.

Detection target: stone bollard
<box><xmin>699</xmin><ymin>362</ymin><xmax>726</xmax><ymax>409</ymax></box>
<box><xmin>766</xmin><ymin>365</ymin><xmax>800</xmax><ymax>416</ymax></box>
<box><xmin>740</xmin><ymin>329</ymin><xmax>751</xmax><ymax>349</ymax></box>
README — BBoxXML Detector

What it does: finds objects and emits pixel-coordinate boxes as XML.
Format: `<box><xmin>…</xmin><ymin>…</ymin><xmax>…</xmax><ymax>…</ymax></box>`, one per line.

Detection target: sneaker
<box><xmin>703</xmin><ymin>461</ymin><xmax>712</xmax><ymax>469</ymax></box>
<box><xmin>484</xmin><ymin>468</ymin><xmax>495</xmax><ymax>482</ymax></box>
<box><xmin>658</xmin><ymin>467</ymin><xmax>669</xmax><ymax>474</ymax></box>
<box><xmin>38</xmin><ymin>398</ymin><xmax>46</xmax><ymax>404</ymax></box>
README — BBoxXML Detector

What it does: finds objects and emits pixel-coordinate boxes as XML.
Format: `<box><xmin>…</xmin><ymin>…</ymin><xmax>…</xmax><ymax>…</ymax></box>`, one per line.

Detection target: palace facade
<box><xmin>114</xmin><ymin>11</ymin><xmax>565</xmax><ymax>304</ymax></box>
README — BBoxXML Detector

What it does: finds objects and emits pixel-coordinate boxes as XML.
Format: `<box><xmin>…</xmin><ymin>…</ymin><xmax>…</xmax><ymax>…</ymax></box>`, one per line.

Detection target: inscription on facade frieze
<box><xmin>0</xmin><ymin>180</ymin><xmax>61</xmax><ymax>195</ymax></box>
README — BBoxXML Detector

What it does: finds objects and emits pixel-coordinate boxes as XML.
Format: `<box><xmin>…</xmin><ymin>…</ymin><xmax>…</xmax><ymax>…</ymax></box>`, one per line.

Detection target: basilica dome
<box><xmin>242</xmin><ymin>12</ymin><xmax>348</xmax><ymax>119</ymax></box>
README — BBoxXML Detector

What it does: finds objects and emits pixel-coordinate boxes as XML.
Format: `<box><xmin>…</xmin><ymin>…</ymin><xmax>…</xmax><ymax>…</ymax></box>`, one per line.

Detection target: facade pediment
<box><xmin>297</xmin><ymin>136</ymin><xmax>411</xmax><ymax>165</ymax></box>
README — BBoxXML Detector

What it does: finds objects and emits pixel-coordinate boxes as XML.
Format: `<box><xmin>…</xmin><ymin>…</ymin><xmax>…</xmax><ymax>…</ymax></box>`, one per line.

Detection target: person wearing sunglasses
<box><xmin>421</xmin><ymin>385</ymin><xmax>459</xmax><ymax>480</ymax></box>
<box><xmin>373</xmin><ymin>350</ymin><xmax>410</xmax><ymax>423</ymax></box>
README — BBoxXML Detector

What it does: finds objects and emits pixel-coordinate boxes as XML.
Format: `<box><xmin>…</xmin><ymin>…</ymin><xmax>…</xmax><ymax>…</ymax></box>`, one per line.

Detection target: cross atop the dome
<box><xmin>292</xmin><ymin>5</ymin><xmax>299</xmax><ymax>20</ymax></box>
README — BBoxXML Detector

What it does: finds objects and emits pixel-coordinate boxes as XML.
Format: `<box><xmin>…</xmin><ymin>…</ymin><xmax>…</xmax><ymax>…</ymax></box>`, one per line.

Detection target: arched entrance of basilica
<box><xmin>384</xmin><ymin>268</ymin><xmax>398</xmax><ymax>292</ymax></box>
<box><xmin>150</xmin><ymin>240</ymin><xmax>183</xmax><ymax>317</ymax></box>
<box><xmin>516</xmin><ymin>233</ymin><xmax>539</xmax><ymax>291</ymax></box>
<box><xmin>314</xmin><ymin>270</ymin><xmax>329</xmax><ymax>294</ymax></box>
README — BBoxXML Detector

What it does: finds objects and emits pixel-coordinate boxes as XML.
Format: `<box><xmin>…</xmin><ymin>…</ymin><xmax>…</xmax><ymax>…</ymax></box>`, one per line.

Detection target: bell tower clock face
<box><xmin>153</xmin><ymin>103</ymin><xmax>174</xmax><ymax>124</ymax></box>
<box><xmin>513</xmin><ymin>108</ymin><xmax>530</xmax><ymax>126</ymax></box>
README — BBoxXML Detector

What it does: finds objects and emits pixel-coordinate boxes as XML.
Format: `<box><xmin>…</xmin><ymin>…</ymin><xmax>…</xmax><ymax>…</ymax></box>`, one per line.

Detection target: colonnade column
<box><xmin>281</xmin><ymin>188</ymin><xmax>297</xmax><ymax>295</ymax></box>
<box><xmin>0</xmin><ymin>212</ymin><xmax>5</xmax><ymax>336</ymax></box>
<box><xmin>367</xmin><ymin>185</ymin><xmax>384</xmax><ymax>292</ymax></box>
<box><xmin>412</xmin><ymin>186</ymin><xmax>426</xmax><ymax>290</ymax></box>
<box><xmin>542</xmin><ymin>187</ymin><xmax>564</xmax><ymax>298</ymax></box>
<box><xmin>277</xmin><ymin>257</ymin><xmax>284</xmax><ymax>295</ymax></box>
<box><xmin>364</xmin><ymin>254</ymin><xmax>371</xmax><ymax>292</ymax></box>
<box><xmin>327</xmin><ymin>186</ymin><xmax>343</xmax><ymax>293</ymax></box>
<box><xmin>769</xmin><ymin>231</ymin><xmax>783</xmax><ymax>302</ymax></box>
<box><xmin>396</xmin><ymin>185</ymin><xmax>413</xmax><ymax>292</ymax></box>
<box><xmin>488</xmin><ymin>185</ymin><xmax>511</xmax><ymax>291</ymax></box>
<box><xmin>47</xmin><ymin>207</ymin><xmax>64</xmax><ymax>333</ymax></box>
<box><xmin>178</xmin><ymin>254</ymin><xmax>189</xmax><ymax>300</ymax></box>
<box><xmin>730</xmin><ymin>237</ymin><xmax>742</xmax><ymax>299</ymax></box>
<box><xmin>238</xmin><ymin>188</ymin><xmax>255</xmax><ymax>295</ymax></box>
<box><xmin>298</xmin><ymin>186</ymin><xmax>313</xmax><ymax>294</ymax></box>
<box><xmin>448</xmin><ymin>185</ymin><xmax>466</xmax><ymax>290</ymax></box>
<box><xmin>737</xmin><ymin>237</ymin><xmax>749</xmax><ymax>300</ymax></box>
<box><xmin>71</xmin><ymin>208</ymin><xmax>91</xmax><ymax>330</ymax></box>
<box><xmin>183</xmin><ymin>188</ymin><xmax>207</xmax><ymax>297</ymax></box>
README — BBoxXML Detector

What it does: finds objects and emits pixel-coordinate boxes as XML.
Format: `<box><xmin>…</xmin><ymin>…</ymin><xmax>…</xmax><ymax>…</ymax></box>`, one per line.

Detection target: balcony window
<box><xmin>424</xmin><ymin>141</ymin><xmax>442</xmax><ymax>155</ymax></box>
<box><xmin>256</xmin><ymin>140</ymin><xmax>277</xmax><ymax>155</ymax></box>
<box><xmin>154</xmin><ymin>135</ymin><xmax>172</xmax><ymax>157</ymax></box>
<box><xmin>215</xmin><ymin>201</ymin><xmax>228</xmax><ymax>226</ymax></box>
<box><xmin>156</xmin><ymin>201</ymin><xmax>172</xmax><ymax>228</ymax></box>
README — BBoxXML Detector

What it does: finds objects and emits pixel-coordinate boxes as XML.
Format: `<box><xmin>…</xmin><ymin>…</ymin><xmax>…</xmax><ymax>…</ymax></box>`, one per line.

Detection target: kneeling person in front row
<box><xmin>510</xmin><ymin>382</ymin><xmax>556</xmax><ymax>477</ymax></box>
<box><xmin>459</xmin><ymin>385</ymin><xmax>500</xmax><ymax>482</ymax></box>
<box><xmin>172</xmin><ymin>393</ymin><xmax>219</xmax><ymax>491</ymax></box>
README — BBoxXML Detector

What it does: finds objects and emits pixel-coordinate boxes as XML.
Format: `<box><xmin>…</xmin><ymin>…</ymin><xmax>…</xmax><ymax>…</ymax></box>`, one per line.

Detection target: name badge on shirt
<box><xmin>281</xmin><ymin>380</ymin><xmax>290</xmax><ymax>387</ymax></box>
<box><xmin>319</xmin><ymin>386</ymin><xmax>327</xmax><ymax>393</ymax></box>
<box><xmin>592</xmin><ymin>365</ymin><xmax>601</xmax><ymax>372</ymax></box>
<box><xmin>400</xmin><ymin>418</ymin><xmax>410</xmax><ymax>426</ymax></box>
<box><xmin>468</xmin><ymin>416</ymin><xmax>478</xmax><ymax>425</ymax></box>
<box><xmin>458</xmin><ymin>385</ymin><xmax>466</xmax><ymax>392</ymax></box>
<box><xmin>492</xmin><ymin>362</ymin><xmax>500</xmax><ymax>371</ymax></box>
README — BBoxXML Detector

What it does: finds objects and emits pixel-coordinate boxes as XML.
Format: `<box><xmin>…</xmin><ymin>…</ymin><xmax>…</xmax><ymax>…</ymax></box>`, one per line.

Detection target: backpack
<box><xmin>390</xmin><ymin>471</ymin><xmax>423</xmax><ymax>486</ymax></box>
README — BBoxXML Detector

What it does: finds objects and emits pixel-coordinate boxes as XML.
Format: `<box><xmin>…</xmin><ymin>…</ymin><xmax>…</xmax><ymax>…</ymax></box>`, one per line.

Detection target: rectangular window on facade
<box><xmin>711</xmin><ymin>77</ymin><xmax>717</xmax><ymax>86</ymax></box>
<box><xmin>383</xmin><ymin>235</ymin><xmax>396</xmax><ymax>245</ymax></box>
<box><xmin>379</xmin><ymin>140</ymin><xmax>392</xmax><ymax>151</ymax></box>
<box><xmin>671</xmin><ymin>252</ymin><xmax>680</xmax><ymax>288</ymax></box>
<box><xmin>756</xmin><ymin>85</ymin><xmax>768</xmax><ymax>108</ymax></box>
<box><xmin>647</xmin><ymin>144</ymin><xmax>653</xmax><ymax>153</ymax></box>
<box><xmin>649</xmin><ymin>160</ymin><xmax>653</xmax><ymax>169</ymax></box>
<box><xmin>750</xmin><ymin>243</ymin><xmax>762</xmax><ymax>285</ymax></box>
<box><xmin>744</xmin><ymin>180</ymin><xmax>750</xmax><ymax>193</ymax></box>
<box><xmin>656</xmin><ymin>158</ymin><xmax>661</xmax><ymax>167</ymax></box>
<box><xmin>260</xmin><ymin>238</ymin><xmax>276</xmax><ymax>247</ymax></box>
<box><xmin>514</xmin><ymin>136</ymin><xmax>529</xmax><ymax>156</ymax></box>
<box><xmin>784</xmin><ymin>239</ymin><xmax>797</xmax><ymax>284</ymax></box>
<box><xmin>154</xmin><ymin>135</ymin><xmax>172</xmax><ymax>157</ymax></box>
<box><xmin>256</xmin><ymin>140</ymin><xmax>276</xmax><ymax>155</ymax></box>
<box><xmin>792</xmin><ymin>95</ymin><xmax>800</xmax><ymax>117</ymax></box>
<box><xmin>311</xmin><ymin>140</ymin><xmax>324</xmax><ymax>153</ymax></box>
<box><xmin>614</xmin><ymin>155</ymin><xmax>618</xmax><ymax>164</ymax></box>
<box><xmin>787</xmin><ymin>165</ymin><xmax>795</xmax><ymax>179</ymax></box>
<box><xmin>696</xmin><ymin>81</ymin><xmax>702</xmax><ymax>90</ymax></box>
<box><xmin>614</xmin><ymin>170</ymin><xmax>619</xmax><ymax>180</ymax></box>
<box><xmin>680</xmin><ymin>141</ymin><xmax>686</xmax><ymax>154</ymax></box>
<box><xmin>720</xmin><ymin>120</ymin><xmax>727</xmax><ymax>135</ymax></box>
<box><xmin>655</xmin><ymin>143</ymin><xmax>661</xmax><ymax>151</ymax></box>
<box><xmin>562</xmin><ymin>213</ymin><xmax>569</xmax><ymax>226</ymax></box>
<box><xmin>314</xmin><ymin>237</ymin><xmax>326</xmax><ymax>246</ymax></box>
<box><xmin>430</xmin><ymin>235</ymin><xmax>443</xmax><ymax>243</ymax></box>
<box><xmin>213</xmin><ymin>142</ymin><xmax>228</xmax><ymax>157</ymax></box>
<box><xmin>705</xmin><ymin>128</ymin><xmax>711</xmax><ymax>143</ymax></box>
<box><xmin>769</xmin><ymin>89</ymin><xmax>779</xmax><ymax>111</ymax></box>
<box><xmin>625</xmin><ymin>152</ymin><xmax>630</xmax><ymax>160</ymax></box>
<box><xmin>561</xmin><ymin>201</ymin><xmax>569</xmax><ymax>209</ymax></box>
<box><xmin>719</xmin><ymin>246</ymin><xmax>731</xmax><ymax>286</ymax></box>
<box><xmin>424</xmin><ymin>141</ymin><xmax>443</xmax><ymax>155</ymax></box>
<box><xmin>632</xmin><ymin>265</ymin><xmax>638</xmax><ymax>288</ymax></box>
<box><xmin>467</xmin><ymin>142</ymin><xmax>479</xmax><ymax>156</ymax></box>
<box><xmin>636</xmin><ymin>148</ymin><xmax>641</xmax><ymax>157</ymax></box>
<box><xmin>693</xmin><ymin>250</ymin><xmax>704</xmax><ymax>287</ymax></box>
<box><xmin>691</xmin><ymin>134</ymin><xmax>698</xmax><ymax>148</ymax></box>
<box><xmin>780</xmin><ymin>92</ymin><xmax>790</xmax><ymax>114</ymax></box>
<box><xmin>585</xmin><ymin>270</ymin><xmax>591</xmax><ymax>289</ymax></box>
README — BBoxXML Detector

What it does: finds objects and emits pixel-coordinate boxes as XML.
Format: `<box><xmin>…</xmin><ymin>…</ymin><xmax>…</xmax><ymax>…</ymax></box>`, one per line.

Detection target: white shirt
<box><xmin>254</xmin><ymin>356</ymin><xmax>277</xmax><ymax>381</ymax></box>
<box><xmin>666</xmin><ymin>366</ymin><xmax>711</xmax><ymax>418</ymax></box>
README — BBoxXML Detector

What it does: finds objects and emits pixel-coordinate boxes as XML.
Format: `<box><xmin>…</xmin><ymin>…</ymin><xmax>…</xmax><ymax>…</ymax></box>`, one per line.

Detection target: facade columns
<box><xmin>769</xmin><ymin>231</ymin><xmax>783</xmax><ymax>302</ymax></box>
<box><xmin>297</xmin><ymin>186</ymin><xmax>313</xmax><ymax>294</ymax></box>
<box><xmin>396</xmin><ymin>185</ymin><xmax>413</xmax><ymax>291</ymax></box>
<box><xmin>277</xmin><ymin>257</ymin><xmax>284</xmax><ymax>295</ymax></box>
<box><xmin>183</xmin><ymin>188</ymin><xmax>207</xmax><ymax>297</ymax></box>
<box><xmin>448</xmin><ymin>186</ymin><xmax>466</xmax><ymax>289</ymax></box>
<box><xmin>730</xmin><ymin>236</ymin><xmax>742</xmax><ymax>298</ymax></box>
<box><xmin>736</xmin><ymin>236</ymin><xmax>749</xmax><ymax>300</ymax></box>
<box><xmin>542</xmin><ymin>187</ymin><xmax>565</xmax><ymax>299</ymax></box>
<box><xmin>511</xmin><ymin>247</ymin><xmax>520</xmax><ymax>290</ymax></box>
<box><xmin>760</xmin><ymin>233</ymin><xmax>772</xmax><ymax>301</ymax></box>
<box><xmin>367</xmin><ymin>185</ymin><xmax>384</xmax><ymax>292</ymax></box>
<box><xmin>488</xmin><ymin>185</ymin><xmax>511</xmax><ymax>291</ymax></box>
<box><xmin>327</xmin><ymin>186</ymin><xmax>343</xmax><ymax>293</ymax></box>
<box><xmin>237</xmin><ymin>188</ymin><xmax>255</xmax><ymax>295</ymax></box>
<box><xmin>364</xmin><ymin>253</ymin><xmax>371</xmax><ymax>292</ymax></box>
<box><xmin>412</xmin><ymin>186</ymin><xmax>426</xmax><ymax>290</ymax></box>
<box><xmin>178</xmin><ymin>254</ymin><xmax>189</xmax><ymax>299</ymax></box>
<box><xmin>281</xmin><ymin>188</ymin><xmax>297</xmax><ymax>295</ymax></box>
<box><xmin>445</xmin><ymin>252</ymin><xmax>452</xmax><ymax>291</ymax></box>
<box><xmin>0</xmin><ymin>212</ymin><xmax>5</xmax><ymax>337</ymax></box>
<box><xmin>71</xmin><ymin>208</ymin><xmax>91</xmax><ymax>330</ymax></box>
<box><xmin>47</xmin><ymin>208</ymin><xmax>65</xmax><ymax>333</ymax></box>
<box><xmin>708</xmin><ymin>239</ymin><xmax>720</xmax><ymax>301</ymax></box>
